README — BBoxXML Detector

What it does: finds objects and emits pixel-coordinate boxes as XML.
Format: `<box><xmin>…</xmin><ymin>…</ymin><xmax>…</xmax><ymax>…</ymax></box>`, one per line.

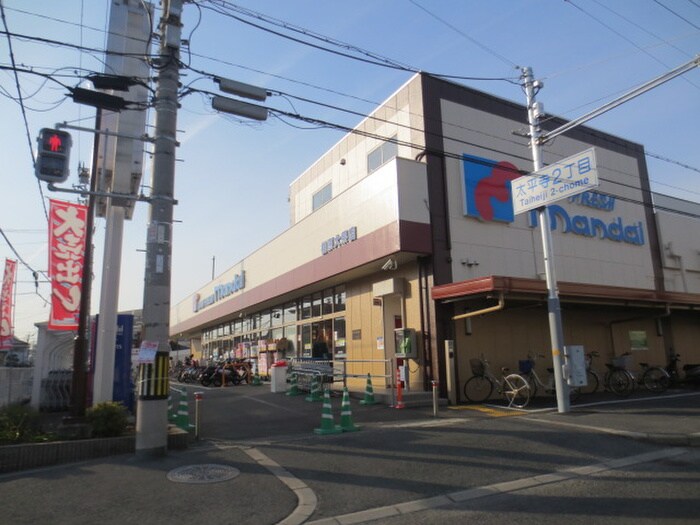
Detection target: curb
<box><xmin>522</xmin><ymin>415</ymin><xmax>700</xmax><ymax>448</ymax></box>
<box><xmin>0</xmin><ymin>426</ymin><xmax>189</xmax><ymax>474</ymax></box>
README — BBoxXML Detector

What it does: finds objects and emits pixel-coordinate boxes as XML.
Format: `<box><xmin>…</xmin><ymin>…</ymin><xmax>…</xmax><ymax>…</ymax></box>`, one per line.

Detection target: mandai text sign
<box><xmin>193</xmin><ymin>271</ymin><xmax>246</xmax><ymax>312</ymax></box>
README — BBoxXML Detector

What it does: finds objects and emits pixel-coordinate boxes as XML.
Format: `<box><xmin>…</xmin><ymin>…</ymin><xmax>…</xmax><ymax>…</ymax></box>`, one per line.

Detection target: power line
<box><xmin>190</xmin><ymin>80</ymin><xmax>700</xmax><ymax>217</ymax></box>
<box><xmin>654</xmin><ymin>0</ymin><xmax>700</xmax><ymax>30</ymax></box>
<box><xmin>590</xmin><ymin>0</ymin><xmax>697</xmax><ymax>60</ymax></box>
<box><xmin>196</xmin><ymin>0</ymin><xmax>520</xmax><ymax>84</ymax></box>
<box><xmin>0</xmin><ymin>3</ymin><xmax>49</xmax><ymax>223</ymax></box>
<box><xmin>407</xmin><ymin>0</ymin><xmax>517</xmax><ymax>69</ymax></box>
<box><xmin>564</xmin><ymin>0</ymin><xmax>700</xmax><ymax>91</ymax></box>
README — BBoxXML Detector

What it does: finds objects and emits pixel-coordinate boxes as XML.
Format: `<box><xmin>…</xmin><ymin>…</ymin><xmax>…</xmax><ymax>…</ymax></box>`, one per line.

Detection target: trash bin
<box><xmin>270</xmin><ymin>361</ymin><xmax>288</xmax><ymax>393</ymax></box>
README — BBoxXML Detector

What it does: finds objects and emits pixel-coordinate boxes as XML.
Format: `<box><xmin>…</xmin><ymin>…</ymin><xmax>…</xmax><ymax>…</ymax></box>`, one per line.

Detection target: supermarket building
<box><xmin>170</xmin><ymin>73</ymin><xmax>700</xmax><ymax>401</ymax></box>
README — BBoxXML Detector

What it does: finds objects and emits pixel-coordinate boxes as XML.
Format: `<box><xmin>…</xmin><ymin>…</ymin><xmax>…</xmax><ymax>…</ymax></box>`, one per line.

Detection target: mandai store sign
<box><xmin>527</xmin><ymin>191</ymin><xmax>645</xmax><ymax>246</ymax></box>
<box><xmin>193</xmin><ymin>271</ymin><xmax>245</xmax><ymax>312</ymax></box>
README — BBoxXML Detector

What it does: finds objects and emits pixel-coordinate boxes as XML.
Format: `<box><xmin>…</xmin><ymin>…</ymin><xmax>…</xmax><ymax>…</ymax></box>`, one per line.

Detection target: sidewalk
<box><xmin>517</xmin><ymin>390</ymin><xmax>700</xmax><ymax>447</ymax></box>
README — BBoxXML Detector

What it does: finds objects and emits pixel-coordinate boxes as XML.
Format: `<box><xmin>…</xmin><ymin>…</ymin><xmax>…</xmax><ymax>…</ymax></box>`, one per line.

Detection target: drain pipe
<box><xmin>452</xmin><ymin>293</ymin><xmax>505</xmax><ymax>321</ymax></box>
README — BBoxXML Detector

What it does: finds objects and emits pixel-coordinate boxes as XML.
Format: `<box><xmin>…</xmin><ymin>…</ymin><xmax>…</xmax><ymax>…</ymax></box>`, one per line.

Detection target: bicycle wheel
<box><xmin>464</xmin><ymin>375</ymin><xmax>493</xmax><ymax>403</ymax></box>
<box><xmin>642</xmin><ymin>367</ymin><xmax>670</xmax><ymax>393</ymax></box>
<box><xmin>608</xmin><ymin>369</ymin><xmax>633</xmax><ymax>397</ymax></box>
<box><xmin>578</xmin><ymin>370</ymin><xmax>600</xmax><ymax>395</ymax></box>
<box><xmin>503</xmin><ymin>374</ymin><xmax>530</xmax><ymax>408</ymax></box>
<box><xmin>524</xmin><ymin>373</ymin><xmax>538</xmax><ymax>398</ymax></box>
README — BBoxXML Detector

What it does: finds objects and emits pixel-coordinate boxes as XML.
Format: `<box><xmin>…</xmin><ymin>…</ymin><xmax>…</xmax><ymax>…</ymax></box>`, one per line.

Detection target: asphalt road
<box><xmin>185</xmin><ymin>383</ymin><xmax>700</xmax><ymax>524</ymax></box>
<box><xmin>3</xmin><ymin>384</ymin><xmax>698</xmax><ymax>525</ymax></box>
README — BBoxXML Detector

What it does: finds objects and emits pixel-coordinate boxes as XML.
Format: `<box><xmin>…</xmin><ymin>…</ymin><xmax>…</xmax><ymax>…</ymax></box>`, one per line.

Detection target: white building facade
<box><xmin>171</xmin><ymin>73</ymin><xmax>700</xmax><ymax>400</ymax></box>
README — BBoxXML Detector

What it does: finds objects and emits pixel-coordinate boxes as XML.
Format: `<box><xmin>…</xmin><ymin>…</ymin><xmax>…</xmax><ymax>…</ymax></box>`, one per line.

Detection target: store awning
<box><xmin>432</xmin><ymin>275</ymin><xmax>700</xmax><ymax>309</ymax></box>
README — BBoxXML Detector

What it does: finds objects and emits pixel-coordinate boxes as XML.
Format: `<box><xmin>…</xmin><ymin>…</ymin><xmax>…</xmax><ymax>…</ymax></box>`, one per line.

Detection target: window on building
<box><xmin>284</xmin><ymin>301</ymin><xmax>298</xmax><ymax>324</ymax></box>
<box><xmin>284</xmin><ymin>325</ymin><xmax>297</xmax><ymax>357</ymax></box>
<box><xmin>272</xmin><ymin>306</ymin><xmax>283</xmax><ymax>327</ymax></box>
<box><xmin>367</xmin><ymin>136</ymin><xmax>398</xmax><ymax>173</ymax></box>
<box><xmin>322</xmin><ymin>288</ymin><xmax>334</xmax><ymax>315</ymax></box>
<box><xmin>312</xmin><ymin>292</ymin><xmax>322</xmax><ymax>318</ymax></box>
<box><xmin>302</xmin><ymin>296</ymin><xmax>312</xmax><ymax>320</ymax></box>
<box><xmin>260</xmin><ymin>310</ymin><xmax>271</xmax><ymax>331</ymax></box>
<box><xmin>301</xmin><ymin>324</ymin><xmax>312</xmax><ymax>357</ymax></box>
<box><xmin>334</xmin><ymin>285</ymin><xmax>346</xmax><ymax>312</ymax></box>
<box><xmin>334</xmin><ymin>317</ymin><xmax>346</xmax><ymax>357</ymax></box>
<box><xmin>312</xmin><ymin>182</ymin><xmax>332</xmax><ymax>211</ymax></box>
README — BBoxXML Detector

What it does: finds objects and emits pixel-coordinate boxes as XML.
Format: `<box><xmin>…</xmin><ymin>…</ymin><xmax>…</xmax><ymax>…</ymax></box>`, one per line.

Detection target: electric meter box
<box><xmin>563</xmin><ymin>345</ymin><xmax>587</xmax><ymax>387</ymax></box>
<box><xmin>394</xmin><ymin>328</ymin><xmax>417</xmax><ymax>358</ymax></box>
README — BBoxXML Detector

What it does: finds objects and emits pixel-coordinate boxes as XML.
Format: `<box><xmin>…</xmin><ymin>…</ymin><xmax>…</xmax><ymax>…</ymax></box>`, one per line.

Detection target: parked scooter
<box><xmin>667</xmin><ymin>353</ymin><xmax>700</xmax><ymax>388</ymax></box>
<box><xmin>178</xmin><ymin>366</ymin><xmax>200</xmax><ymax>384</ymax></box>
<box><xmin>200</xmin><ymin>364</ymin><xmax>237</xmax><ymax>387</ymax></box>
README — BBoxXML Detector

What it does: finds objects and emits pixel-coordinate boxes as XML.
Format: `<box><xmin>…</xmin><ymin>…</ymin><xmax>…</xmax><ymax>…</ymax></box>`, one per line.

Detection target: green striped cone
<box><xmin>313</xmin><ymin>389</ymin><xmax>342</xmax><ymax>435</ymax></box>
<box><xmin>305</xmin><ymin>374</ymin><xmax>323</xmax><ymax>402</ymax></box>
<box><xmin>286</xmin><ymin>372</ymin><xmax>302</xmax><ymax>396</ymax></box>
<box><xmin>339</xmin><ymin>387</ymin><xmax>360</xmax><ymax>432</ymax></box>
<box><xmin>359</xmin><ymin>373</ymin><xmax>378</xmax><ymax>405</ymax></box>
<box><xmin>168</xmin><ymin>392</ymin><xmax>176</xmax><ymax>421</ymax></box>
<box><xmin>175</xmin><ymin>394</ymin><xmax>194</xmax><ymax>431</ymax></box>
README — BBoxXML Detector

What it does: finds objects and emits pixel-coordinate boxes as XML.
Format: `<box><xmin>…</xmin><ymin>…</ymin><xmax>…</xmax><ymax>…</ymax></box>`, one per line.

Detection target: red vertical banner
<box><xmin>0</xmin><ymin>258</ymin><xmax>17</xmax><ymax>349</ymax></box>
<box><xmin>48</xmin><ymin>199</ymin><xmax>88</xmax><ymax>330</ymax></box>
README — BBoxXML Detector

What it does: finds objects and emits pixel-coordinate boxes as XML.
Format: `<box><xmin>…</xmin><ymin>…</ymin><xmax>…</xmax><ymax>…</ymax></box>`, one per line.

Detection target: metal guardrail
<box><xmin>288</xmin><ymin>358</ymin><xmax>391</xmax><ymax>392</ymax></box>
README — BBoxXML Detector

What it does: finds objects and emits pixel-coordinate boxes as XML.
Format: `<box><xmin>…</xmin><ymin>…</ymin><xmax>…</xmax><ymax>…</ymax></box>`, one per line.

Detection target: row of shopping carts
<box><xmin>40</xmin><ymin>370</ymin><xmax>72</xmax><ymax>411</ymax></box>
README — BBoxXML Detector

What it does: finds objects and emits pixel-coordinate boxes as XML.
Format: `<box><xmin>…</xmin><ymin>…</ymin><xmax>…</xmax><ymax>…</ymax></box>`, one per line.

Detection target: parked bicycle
<box><xmin>463</xmin><ymin>356</ymin><xmax>531</xmax><ymax>408</ymax></box>
<box><xmin>603</xmin><ymin>353</ymin><xmax>670</xmax><ymax>396</ymax></box>
<box><xmin>518</xmin><ymin>354</ymin><xmax>581</xmax><ymax>403</ymax></box>
<box><xmin>579</xmin><ymin>351</ymin><xmax>602</xmax><ymax>395</ymax></box>
<box><xmin>603</xmin><ymin>354</ymin><xmax>635</xmax><ymax>397</ymax></box>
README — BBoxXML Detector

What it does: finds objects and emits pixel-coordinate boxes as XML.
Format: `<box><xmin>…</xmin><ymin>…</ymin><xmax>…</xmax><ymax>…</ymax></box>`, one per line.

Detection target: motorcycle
<box><xmin>178</xmin><ymin>366</ymin><xmax>200</xmax><ymax>384</ymax></box>
<box><xmin>200</xmin><ymin>364</ymin><xmax>238</xmax><ymax>387</ymax></box>
<box><xmin>667</xmin><ymin>353</ymin><xmax>700</xmax><ymax>388</ymax></box>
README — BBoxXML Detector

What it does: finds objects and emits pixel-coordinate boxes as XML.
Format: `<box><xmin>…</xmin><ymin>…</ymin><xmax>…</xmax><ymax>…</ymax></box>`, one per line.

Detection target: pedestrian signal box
<box><xmin>35</xmin><ymin>128</ymin><xmax>72</xmax><ymax>183</ymax></box>
<box><xmin>394</xmin><ymin>328</ymin><xmax>417</xmax><ymax>358</ymax></box>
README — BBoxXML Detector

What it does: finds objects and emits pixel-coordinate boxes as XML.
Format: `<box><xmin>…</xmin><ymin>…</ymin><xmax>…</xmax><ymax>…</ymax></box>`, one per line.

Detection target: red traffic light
<box><xmin>39</xmin><ymin>129</ymin><xmax>70</xmax><ymax>154</ymax></box>
<box><xmin>35</xmin><ymin>128</ymin><xmax>72</xmax><ymax>183</ymax></box>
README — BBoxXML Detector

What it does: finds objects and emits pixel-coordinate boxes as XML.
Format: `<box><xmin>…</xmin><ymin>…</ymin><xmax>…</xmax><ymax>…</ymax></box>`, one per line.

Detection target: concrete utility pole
<box><xmin>521</xmin><ymin>67</ymin><xmax>570</xmax><ymax>414</ymax></box>
<box><xmin>136</xmin><ymin>0</ymin><xmax>182</xmax><ymax>457</ymax></box>
<box><xmin>519</xmin><ymin>57</ymin><xmax>700</xmax><ymax>414</ymax></box>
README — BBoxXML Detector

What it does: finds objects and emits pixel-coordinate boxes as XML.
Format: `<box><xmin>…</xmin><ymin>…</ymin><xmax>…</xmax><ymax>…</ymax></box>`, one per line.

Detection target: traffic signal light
<box><xmin>35</xmin><ymin>128</ymin><xmax>72</xmax><ymax>183</ymax></box>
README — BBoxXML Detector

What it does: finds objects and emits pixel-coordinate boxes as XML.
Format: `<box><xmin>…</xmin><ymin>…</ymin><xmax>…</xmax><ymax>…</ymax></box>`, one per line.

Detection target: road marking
<box><xmin>378</xmin><ymin>418</ymin><xmax>467</xmax><ymax>429</ymax></box>
<box><xmin>244</xmin><ymin>447</ymin><xmax>317</xmax><ymax>525</ymax></box>
<box><xmin>306</xmin><ymin>447</ymin><xmax>687</xmax><ymax>525</ymax></box>
<box><xmin>448</xmin><ymin>405</ymin><xmax>525</xmax><ymax>417</ymax></box>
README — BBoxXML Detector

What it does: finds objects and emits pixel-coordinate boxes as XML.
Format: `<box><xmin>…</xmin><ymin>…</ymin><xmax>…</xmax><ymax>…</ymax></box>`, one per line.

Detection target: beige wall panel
<box><xmin>441</xmin><ymin>100</ymin><xmax>655</xmax><ymax>290</ymax></box>
<box><xmin>656</xmin><ymin>204</ymin><xmax>700</xmax><ymax>293</ymax></box>
<box><xmin>289</xmin><ymin>76</ymin><xmax>424</xmax><ymax>224</ymax></box>
<box><xmin>669</xmin><ymin>312</ymin><xmax>700</xmax><ymax>363</ymax></box>
<box><xmin>172</xmin><ymin>158</ymin><xmax>430</xmax><ymax>327</ymax></box>
<box><xmin>453</xmin><ymin>306</ymin><xmax>671</xmax><ymax>398</ymax></box>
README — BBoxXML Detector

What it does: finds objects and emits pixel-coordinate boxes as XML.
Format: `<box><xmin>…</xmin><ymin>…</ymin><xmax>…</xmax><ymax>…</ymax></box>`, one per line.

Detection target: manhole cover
<box><xmin>167</xmin><ymin>464</ymin><xmax>240</xmax><ymax>484</ymax></box>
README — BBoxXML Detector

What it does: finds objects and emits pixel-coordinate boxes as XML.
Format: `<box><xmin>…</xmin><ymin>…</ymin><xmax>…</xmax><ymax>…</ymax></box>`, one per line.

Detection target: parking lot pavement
<box><xmin>4</xmin><ymin>387</ymin><xmax>698</xmax><ymax>525</ymax></box>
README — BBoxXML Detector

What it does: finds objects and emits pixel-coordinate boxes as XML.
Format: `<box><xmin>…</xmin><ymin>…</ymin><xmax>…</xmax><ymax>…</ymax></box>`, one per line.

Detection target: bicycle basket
<box><xmin>469</xmin><ymin>358</ymin><xmax>485</xmax><ymax>376</ymax></box>
<box><xmin>519</xmin><ymin>359</ymin><xmax>533</xmax><ymax>374</ymax></box>
<box><xmin>612</xmin><ymin>354</ymin><xmax>632</xmax><ymax>370</ymax></box>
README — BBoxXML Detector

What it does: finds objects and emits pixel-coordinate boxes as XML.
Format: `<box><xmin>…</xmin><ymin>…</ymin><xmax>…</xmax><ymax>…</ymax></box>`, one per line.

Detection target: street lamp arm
<box><xmin>540</xmin><ymin>55</ymin><xmax>700</xmax><ymax>144</ymax></box>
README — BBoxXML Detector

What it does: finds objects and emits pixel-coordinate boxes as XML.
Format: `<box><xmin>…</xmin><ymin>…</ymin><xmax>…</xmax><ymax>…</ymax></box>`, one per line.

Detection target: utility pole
<box><xmin>135</xmin><ymin>0</ymin><xmax>182</xmax><ymax>457</ymax></box>
<box><xmin>521</xmin><ymin>67</ymin><xmax>570</xmax><ymax>413</ymax></box>
<box><xmin>68</xmin><ymin>108</ymin><xmax>101</xmax><ymax>419</ymax></box>
<box><xmin>518</xmin><ymin>57</ymin><xmax>700</xmax><ymax>414</ymax></box>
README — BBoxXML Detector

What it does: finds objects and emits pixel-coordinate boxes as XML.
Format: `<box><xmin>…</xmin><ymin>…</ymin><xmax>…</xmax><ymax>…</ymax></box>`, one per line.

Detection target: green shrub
<box><xmin>86</xmin><ymin>402</ymin><xmax>128</xmax><ymax>438</ymax></box>
<box><xmin>0</xmin><ymin>403</ymin><xmax>42</xmax><ymax>444</ymax></box>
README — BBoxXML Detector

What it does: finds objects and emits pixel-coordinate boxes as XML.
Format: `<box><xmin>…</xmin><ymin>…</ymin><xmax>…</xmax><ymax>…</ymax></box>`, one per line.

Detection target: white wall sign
<box><xmin>511</xmin><ymin>148</ymin><xmax>598</xmax><ymax>215</ymax></box>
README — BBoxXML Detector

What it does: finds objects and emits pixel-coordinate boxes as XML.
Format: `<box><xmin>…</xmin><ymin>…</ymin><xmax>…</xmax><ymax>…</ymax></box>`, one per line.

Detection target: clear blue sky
<box><xmin>1</xmin><ymin>0</ymin><xmax>699</xmax><ymax>343</ymax></box>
